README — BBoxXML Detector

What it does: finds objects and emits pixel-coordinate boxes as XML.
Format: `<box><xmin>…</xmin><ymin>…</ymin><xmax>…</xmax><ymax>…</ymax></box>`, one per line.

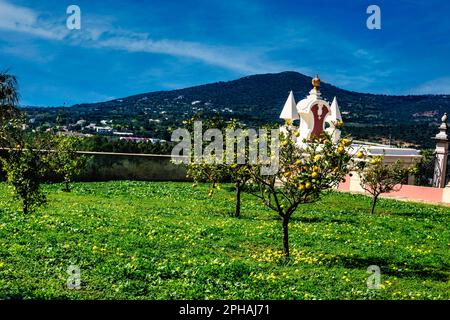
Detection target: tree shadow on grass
<box><xmin>333</xmin><ymin>255</ymin><xmax>450</xmax><ymax>282</ymax></box>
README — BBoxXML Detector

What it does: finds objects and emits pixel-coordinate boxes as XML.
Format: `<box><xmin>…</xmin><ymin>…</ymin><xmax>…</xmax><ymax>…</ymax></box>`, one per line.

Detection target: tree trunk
<box><xmin>235</xmin><ymin>181</ymin><xmax>241</xmax><ymax>217</ymax></box>
<box><xmin>282</xmin><ymin>217</ymin><xmax>290</xmax><ymax>257</ymax></box>
<box><xmin>63</xmin><ymin>180</ymin><xmax>70</xmax><ymax>192</ymax></box>
<box><xmin>23</xmin><ymin>200</ymin><xmax>28</xmax><ymax>214</ymax></box>
<box><xmin>371</xmin><ymin>195</ymin><xmax>379</xmax><ymax>214</ymax></box>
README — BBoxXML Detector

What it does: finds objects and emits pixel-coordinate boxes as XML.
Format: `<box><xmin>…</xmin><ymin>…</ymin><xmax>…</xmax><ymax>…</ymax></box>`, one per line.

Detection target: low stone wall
<box><xmin>0</xmin><ymin>149</ymin><xmax>188</xmax><ymax>182</ymax></box>
<box><xmin>77</xmin><ymin>152</ymin><xmax>188</xmax><ymax>181</ymax></box>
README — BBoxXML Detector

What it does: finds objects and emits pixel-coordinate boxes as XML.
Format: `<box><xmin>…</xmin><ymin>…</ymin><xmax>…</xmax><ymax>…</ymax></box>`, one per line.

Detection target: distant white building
<box><xmin>119</xmin><ymin>137</ymin><xmax>165</xmax><ymax>143</ymax></box>
<box><xmin>94</xmin><ymin>126</ymin><xmax>113</xmax><ymax>134</ymax></box>
<box><xmin>58</xmin><ymin>131</ymin><xmax>93</xmax><ymax>138</ymax></box>
<box><xmin>113</xmin><ymin>131</ymin><xmax>134</xmax><ymax>136</ymax></box>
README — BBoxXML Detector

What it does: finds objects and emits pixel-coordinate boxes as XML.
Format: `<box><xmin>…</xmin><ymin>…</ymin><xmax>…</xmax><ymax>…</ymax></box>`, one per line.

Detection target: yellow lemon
<box><xmin>314</xmin><ymin>155</ymin><xmax>321</xmax><ymax>162</ymax></box>
<box><xmin>337</xmin><ymin>146</ymin><xmax>345</xmax><ymax>154</ymax></box>
<box><xmin>336</xmin><ymin>121</ymin><xmax>344</xmax><ymax>128</ymax></box>
<box><xmin>342</xmin><ymin>138</ymin><xmax>352</xmax><ymax>146</ymax></box>
<box><xmin>370</xmin><ymin>159</ymin><xmax>380</xmax><ymax>165</ymax></box>
<box><xmin>357</xmin><ymin>151</ymin><xmax>364</xmax><ymax>159</ymax></box>
<box><xmin>298</xmin><ymin>184</ymin><xmax>305</xmax><ymax>191</ymax></box>
<box><xmin>305</xmin><ymin>181</ymin><xmax>312</xmax><ymax>189</ymax></box>
<box><xmin>311</xmin><ymin>171</ymin><xmax>319</xmax><ymax>178</ymax></box>
<box><xmin>294</xmin><ymin>131</ymin><xmax>300</xmax><ymax>137</ymax></box>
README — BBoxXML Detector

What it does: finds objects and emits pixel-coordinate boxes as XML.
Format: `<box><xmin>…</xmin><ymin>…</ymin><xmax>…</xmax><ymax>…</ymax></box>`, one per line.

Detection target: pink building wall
<box><xmin>337</xmin><ymin>174</ymin><xmax>448</xmax><ymax>205</ymax></box>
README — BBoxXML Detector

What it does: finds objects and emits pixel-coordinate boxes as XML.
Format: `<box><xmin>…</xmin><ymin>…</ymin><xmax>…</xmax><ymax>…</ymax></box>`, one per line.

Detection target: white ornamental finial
<box><xmin>435</xmin><ymin>113</ymin><xmax>449</xmax><ymax>140</ymax></box>
<box><xmin>309</xmin><ymin>74</ymin><xmax>321</xmax><ymax>97</ymax></box>
<box><xmin>279</xmin><ymin>90</ymin><xmax>299</xmax><ymax>122</ymax></box>
<box><xmin>441</xmin><ymin>113</ymin><xmax>448</xmax><ymax>124</ymax></box>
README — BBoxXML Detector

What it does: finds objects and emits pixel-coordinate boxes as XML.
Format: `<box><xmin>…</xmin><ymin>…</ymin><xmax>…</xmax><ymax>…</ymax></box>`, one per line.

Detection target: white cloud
<box><xmin>410</xmin><ymin>77</ymin><xmax>450</xmax><ymax>95</ymax></box>
<box><xmin>353</xmin><ymin>49</ymin><xmax>369</xmax><ymax>58</ymax></box>
<box><xmin>0</xmin><ymin>0</ymin><xmax>285</xmax><ymax>74</ymax></box>
<box><xmin>91</xmin><ymin>35</ymin><xmax>279</xmax><ymax>74</ymax></box>
<box><xmin>0</xmin><ymin>0</ymin><xmax>67</xmax><ymax>40</ymax></box>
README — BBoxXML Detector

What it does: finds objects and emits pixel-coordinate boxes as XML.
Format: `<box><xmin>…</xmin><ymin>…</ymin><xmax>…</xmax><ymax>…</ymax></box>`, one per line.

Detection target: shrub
<box><xmin>49</xmin><ymin>136</ymin><xmax>89</xmax><ymax>192</ymax></box>
<box><xmin>358</xmin><ymin>156</ymin><xmax>411</xmax><ymax>214</ymax></box>
<box><xmin>1</xmin><ymin>136</ymin><xmax>51</xmax><ymax>214</ymax></box>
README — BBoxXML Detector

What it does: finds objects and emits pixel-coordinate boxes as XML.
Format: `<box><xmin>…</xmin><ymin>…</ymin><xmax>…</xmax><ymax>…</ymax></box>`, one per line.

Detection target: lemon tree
<box><xmin>0</xmin><ymin>73</ymin><xmax>54</xmax><ymax>214</ymax></box>
<box><xmin>1</xmin><ymin>133</ymin><xmax>54</xmax><ymax>214</ymax></box>
<box><xmin>247</xmin><ymin>125</ymin><xmax>353</xmax><ymax>257</ymax></box>
<box><xmin>185</xmin><ymin>116</ymin><xmax>252</xmax><ymax>217</ymax></box>
<box><xmin>49</xmin><ymin>136</ymin><xmax>90</xmax><ymax>192</ymax></box>
<box><xmin>358</xmin><ymin>156</ymin><xmax>411</xmax><ymax>214</ymax></box>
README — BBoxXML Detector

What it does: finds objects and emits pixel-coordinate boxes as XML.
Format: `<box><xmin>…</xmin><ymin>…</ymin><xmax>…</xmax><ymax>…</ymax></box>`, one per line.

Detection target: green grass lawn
<box><xmin>0</xmin><ymin>181</ymin><xmax>449</xmax><ymax>300</ymax></box>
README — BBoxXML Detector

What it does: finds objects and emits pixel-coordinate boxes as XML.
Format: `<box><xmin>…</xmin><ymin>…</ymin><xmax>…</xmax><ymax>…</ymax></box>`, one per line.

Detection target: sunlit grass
<box><xmin>0</xmin><ymin>181</ymin><xmax>449</xmax><ymax>299</ymax></box>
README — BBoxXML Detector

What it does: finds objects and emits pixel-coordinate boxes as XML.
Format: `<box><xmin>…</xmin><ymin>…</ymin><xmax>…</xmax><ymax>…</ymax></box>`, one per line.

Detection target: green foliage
<box><xmin>185</xmin><ymin>115</ymin><xmax>252</xmax><ymax>217</ymax></box>
<box><xmin>0</xmin><ymin>71</ymin><xmax>21</xmax><ymax>121</ymax></box>
<box><xmin>185</xmin><ymin>114</ymin><xmax>227</xmax><ymax>193</ymax></box>
<box><xmin>1</xmin><ymin>134</ymin><xmax>53</xmax><ymax>214</ymax></box>
<box><xmin>1</xmin><ymin>150</ymin><xmax>46</xmax><ymax>214</ymax></box>
<box><xmin>412</xmin><ymin>149</ymin><xmax>435</xmax><ymax>186</ymax></box>
<box><xmin>49</xmin><ymin>136</ymin><xmax>90</xmax><ymax>192</ymax></box>
<box><xmin>0</xmin><ymin>181</ymin><xmax>449</xmax><ymax>299</ymax></box>
<box><xmin>186</xmin><ymin>116</ymin><xmax>354</xmax><ymax>254</ymax></box>
<box><xmin>358</xmin><ymin>156</ymin><xmax>412</xmax><ymax>214</ymax></box>
<box><xmin>0</xmin><ymin>71</ymin><xmax>22</xmax><ymax>149</ymax></box>
<box><xmin>77</xmin><ymin>135</ymin><xmax>173</xmax><ymax>155</ymax></box>
<box><xmin>0</xmin><ymin>72</ymin><xmax>50</xmax><ymax>214</ymax></box>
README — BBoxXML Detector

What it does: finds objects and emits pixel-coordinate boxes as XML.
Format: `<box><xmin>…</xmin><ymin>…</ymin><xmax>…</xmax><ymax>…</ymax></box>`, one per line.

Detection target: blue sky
<box><xmin>1</xmin><ymin>0</ymin><xmax>449</xmax><ymax>106</ymax></box>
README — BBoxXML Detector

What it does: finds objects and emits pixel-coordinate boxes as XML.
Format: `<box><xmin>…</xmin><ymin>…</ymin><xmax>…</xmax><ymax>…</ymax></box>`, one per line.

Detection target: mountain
<box><xmin>24</xmin><ymin>71</ymin><xmax>450</xmax><ymax>148</ymax></box>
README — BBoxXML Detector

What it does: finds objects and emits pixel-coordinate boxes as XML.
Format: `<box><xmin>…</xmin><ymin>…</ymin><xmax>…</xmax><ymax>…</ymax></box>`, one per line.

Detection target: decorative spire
<box><xmin>329</xmin><ymin>96</ymin><xmax>342</xmax><ymax>123</ymax></box>
<box><xmin>279</xmin><ymin>90</ymin><xmax>299</xmax><ymax>121</ymax></box>
<box><xmin>440</xmin><ymin>113</ymin><xmax>448</xmax><ymax>129</ymax></box>
<box><xmin>308</xmin><ymin>74</ymin><xmax>321</xmax><ymax>98</ymax></box>
<box><xmin>312</xmin><ymin>74</ymin><xmax>320</xmax><ymax>91</ymax></box>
